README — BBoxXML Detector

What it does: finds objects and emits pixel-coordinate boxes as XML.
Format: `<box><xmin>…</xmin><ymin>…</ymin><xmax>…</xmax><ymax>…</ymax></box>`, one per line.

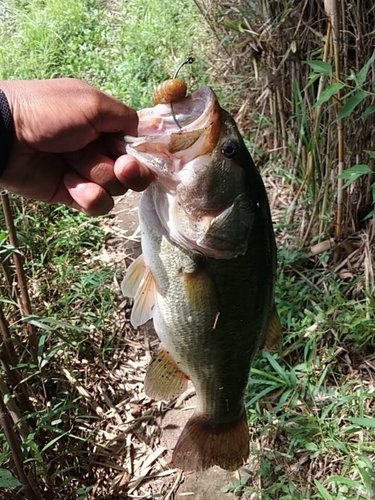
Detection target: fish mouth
<box><xmin>124</xmin><ymin>87</ymin><xmax>222</xmax><ymax>180</ymax></box>
<box><xmin>137</xmin><ymin>87</ymin><xmax>218</xmax><ymax>136</ymax></box>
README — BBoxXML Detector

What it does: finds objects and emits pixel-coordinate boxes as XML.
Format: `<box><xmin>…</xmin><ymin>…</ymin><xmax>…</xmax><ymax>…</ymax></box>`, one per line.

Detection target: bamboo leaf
<box><xmin>313</xmin><ymin>479</ymin><xmax>334</xmax><ymax>500</ymax></box>
<box><xmin>326</xmin><ymin>475</ymin><xmax>361</xmax><ymax>488</ymax></box>
<box><xmin>305</xmin><ymin>60</ymin><xmax>332</xmax><ymax>76</ymax></box>
<box><xmin>314</xmin><ymin>83</ymin><xmax>344</xmax><ymax>107</ymax></box>
<box><xmin>338</xmin><ymin>164</ymin><xmax>372</xmax><ymax>178</ymax></box>
<box><xmin>305</xmin><ymin>72</ymin><xmax>321</xmax><ymax>89</ymax></box>
<box><xmin>357</xmin><ymin>467</ymin><xmax>372</xmax><ymax>492</ymax></box>
<box><xmin>336</xmin><ymin>91</ymin><xmax>368</xmax><ymax>120</ymax></box>
<box><xmin>363</xmin><ymin>208</ymin><xmax>375</xmax><ymax>220</ymax></box>
<box><xmin>362</xmin><ymin>103</ymin><xmax>375</xmax><ymax>118</ymax></box>
<box><xmin>0</xmin><ymin>468</ymin><xmax>22</xmax><ymax>488</ymax></box>
<box><xmin>356</xmin><ymin>51</ymin><xmax>375</xmax><ymax>87</ymax></box>
<box><xmin>337</xmin><ymin>164</ymin><xmax>372</xmax><ymax>188</ymax></box>
<box><xmin>348</xmin><ymin>417</ymin><xmax>375</xmax><ymax>428</ymax></box>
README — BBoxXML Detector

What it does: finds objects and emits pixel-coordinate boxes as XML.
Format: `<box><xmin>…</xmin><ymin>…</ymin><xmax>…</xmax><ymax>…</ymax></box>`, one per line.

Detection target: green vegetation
<box><xmin>1</xmin><ymin>0</ymin><xmax>375</xmax><ymax>499</ymax></box>
<box><xmin>0</xmin><ymin>0</ymin><xmax>210</xmax><ymax>106</ymax></box>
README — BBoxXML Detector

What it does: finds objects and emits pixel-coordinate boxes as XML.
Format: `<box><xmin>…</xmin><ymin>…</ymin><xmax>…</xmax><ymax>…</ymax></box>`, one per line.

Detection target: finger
<box><xmin>114</xmin><ymin>155</ymin><xmax>155</xmax><ymax>192</ymax></box>
<box><xmin>103</xmin><ymin>133</ymin><xmax>127</xmax><ymax>158</ymax></box>
<box><xmin>64</xmin><ymin>171</ymin><xmax>114</xmax><ymax>216</ymax></box>
<box><xmin>64</xmin><ymin>141</ymin><xmax>128</xmax><ymax>196</ymax></box>
<box><xmin>92</xmin><ymin>93</ymin><xmax>139</xmax><ymax>136</ymax></box>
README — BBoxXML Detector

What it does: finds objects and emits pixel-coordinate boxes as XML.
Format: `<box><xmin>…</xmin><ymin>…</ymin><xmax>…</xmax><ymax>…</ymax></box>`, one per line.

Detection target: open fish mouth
<box><xmin>134</xmin><ymin>87</ymin><xmax>219</xmax><ymax>136</ymax></box>
<box><xmin>124</xmin><ymin>88</ymin><xmax>222</xmax><ymax>178</ymax></box>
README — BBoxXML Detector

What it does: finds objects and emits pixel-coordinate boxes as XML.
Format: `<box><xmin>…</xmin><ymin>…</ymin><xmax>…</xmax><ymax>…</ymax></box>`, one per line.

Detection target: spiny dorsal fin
<box><xmin>145</xmin><ymin>346</ymin><xmax>188</xmax><ymax>401</ymax></box>
<box><xmin>121</xmin><ymin>254</ymin><xmax>156</xmax><ymax>327</ymax></box>
<box><xmin>263</xmin><ymin>305</ymin><xmax>283</xmax><ymax>352</ymax></box>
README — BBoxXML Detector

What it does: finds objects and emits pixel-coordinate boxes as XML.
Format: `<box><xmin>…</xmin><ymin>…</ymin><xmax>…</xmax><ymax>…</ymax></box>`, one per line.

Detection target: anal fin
<box><xmin>172</xmin><ymin>411</ymin><xmax>249</xmax><ymax>471</ymax></box>
<box><xmin>263</xmin><ymin>304</ymin><xmax>283</xmax><ymax>352</ymax></box>
<box><xmin>145</xmin><ymin>346</ymin><xmax>188</xmax><ymax>401</ymax></box>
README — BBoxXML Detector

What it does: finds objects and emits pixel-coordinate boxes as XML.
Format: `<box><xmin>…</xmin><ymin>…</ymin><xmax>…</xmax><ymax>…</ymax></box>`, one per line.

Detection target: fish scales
<box><xmin>122</xmin><ymin>86</ymin><xmax>281</xmax><ymax>471</ymax></box>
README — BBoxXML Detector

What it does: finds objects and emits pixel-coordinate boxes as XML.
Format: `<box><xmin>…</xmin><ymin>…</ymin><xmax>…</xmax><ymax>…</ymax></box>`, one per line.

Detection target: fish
<box><xmin>121</xmin><ymin>86</ymin><xmax>282</xmax><ymax>472</ymax></box>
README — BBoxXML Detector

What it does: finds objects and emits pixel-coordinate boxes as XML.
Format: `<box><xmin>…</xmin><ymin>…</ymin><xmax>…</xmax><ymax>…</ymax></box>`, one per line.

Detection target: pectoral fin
<box><xmin>263</xmin><ymin>305</ymin><xmax>283</xmax><ymax>352</ymax></box>
<box><xmin>121</xmin><ymin>254</ymin><xmax>156</xmax><ymax>328</ymax></box>
<box><xmin>145</xmin><ymin>346</ymin><xmax>188</xmax><ymax>400</ymax></box>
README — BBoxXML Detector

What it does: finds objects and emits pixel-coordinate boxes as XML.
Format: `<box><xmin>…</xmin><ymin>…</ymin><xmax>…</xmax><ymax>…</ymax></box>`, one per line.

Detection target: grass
<box><xmin>0</xmin><ymin>0</ymin><xmax>211</xmax><ymax>107</ymax></box>
<box><xmin>0</xmin><ymin>0</ymin><xmax>375</xmax><ymax>499</ymax></box>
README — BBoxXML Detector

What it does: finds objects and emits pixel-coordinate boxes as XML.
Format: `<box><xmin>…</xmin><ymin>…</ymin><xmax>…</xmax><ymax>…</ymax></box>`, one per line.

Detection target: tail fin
<box><xmin>172</xmin><ymin>411</ymin><xmax>249</xmax><ymax>471</ymax></box>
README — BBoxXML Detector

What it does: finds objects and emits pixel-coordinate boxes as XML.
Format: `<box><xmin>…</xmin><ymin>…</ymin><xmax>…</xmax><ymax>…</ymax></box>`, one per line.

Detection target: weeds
<box><xmin>219</xmin><ymin>243</ymin><xmax>375</xmax><ymax>498</ymax></box>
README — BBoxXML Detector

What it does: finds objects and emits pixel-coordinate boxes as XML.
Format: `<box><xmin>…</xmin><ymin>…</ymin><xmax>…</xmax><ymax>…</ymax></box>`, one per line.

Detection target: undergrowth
<box><xmin>222</xmin><ymin>232</ymin><xmax>375</xmax><ymax>499</ymax></box>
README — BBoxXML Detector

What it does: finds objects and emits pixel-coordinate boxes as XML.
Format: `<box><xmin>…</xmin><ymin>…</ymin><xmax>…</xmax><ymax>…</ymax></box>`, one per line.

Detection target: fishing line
<box><xmin>172</xmin><ymin>56</ymin><xmax>194</xmax><ymax>130</ymax></box>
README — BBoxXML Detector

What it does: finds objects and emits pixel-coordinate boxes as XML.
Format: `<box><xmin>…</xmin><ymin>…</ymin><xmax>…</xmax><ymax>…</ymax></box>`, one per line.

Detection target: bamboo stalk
<box><xmin>324</xmin><ymin>0</ymin><xmax>345</xmax><ymax>238</ymax></box>
<box><xmin>272</xmin><ymin>90</ymin><xmax>278</xmax><ymax>152</ymax></box>
<box><xmin>0</xmin><ymin>393</ymin><xmax>41</xmax><ymax>500</ymax></box>
<box><xmin>0</xmin><ymin>303</ymin><xmax>36</xmax><ymax>416</ymax></box>
<box><xmin>275</xmin><ymin>83</ymin><xmax>288</xmax><ymax>155</ymax></box>
<box><xmin>319</xmin><ymin>129</ymin><xmax>332</xmax><ymax>236</ymax></box>
<box><xmin>0</xmin><ymin>375</ymin><xmax>30</xmax><ymax>440</ymax></box>
<box><xmin>314</xmin><ymin>21</ymin><xmax>332</xmax><ymax>130</ymax></box>
<box><xmin>0</xmin><ymin>302</ymin><xmax>18</xmax><ymax>361</ymax></box>
<box><xmin>1</xmin><ymin>257</ymin><xmax>18</xmax><ymax>300</ymax></box>
<box><xmin>1</xmin><ymin>192</ymin><xmax>38</xmax><ymax>356</ymax></box>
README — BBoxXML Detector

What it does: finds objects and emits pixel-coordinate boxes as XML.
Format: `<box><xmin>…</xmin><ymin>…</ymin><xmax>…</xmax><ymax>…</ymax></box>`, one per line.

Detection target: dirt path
<box><xmin>104</xmin><ymin>194</ymin><xmax>241</xmax><ymax>499</ymax></box>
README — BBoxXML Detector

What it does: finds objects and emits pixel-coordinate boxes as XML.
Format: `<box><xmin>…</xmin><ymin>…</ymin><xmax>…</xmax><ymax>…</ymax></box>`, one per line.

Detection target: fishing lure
<box><xmin>152</xmin><ymin>57</ymin><xmax>194</xmax><ymax>106</ymax></box>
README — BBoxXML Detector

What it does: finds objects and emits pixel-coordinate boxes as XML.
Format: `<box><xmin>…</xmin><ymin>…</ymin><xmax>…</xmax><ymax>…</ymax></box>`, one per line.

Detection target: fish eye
<box><xmin>221</xmin><ymin>141</ymin><xmax>238</xmax><ymax>159</ymax></box>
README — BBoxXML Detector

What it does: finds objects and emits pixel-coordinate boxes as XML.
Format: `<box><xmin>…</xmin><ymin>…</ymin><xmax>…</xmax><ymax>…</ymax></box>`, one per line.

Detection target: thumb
<box><xmin>91</xmin><ymin>92</ymin><xmax>139</xmax><ymax>136</ymax></box>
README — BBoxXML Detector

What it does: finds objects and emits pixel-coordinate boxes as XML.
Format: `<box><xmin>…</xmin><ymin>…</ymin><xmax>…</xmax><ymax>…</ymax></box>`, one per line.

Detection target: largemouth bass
<box><xmin>121</xmin><ymin>87</ymin><xmax>281</xmax><ymax>471</ymax></box>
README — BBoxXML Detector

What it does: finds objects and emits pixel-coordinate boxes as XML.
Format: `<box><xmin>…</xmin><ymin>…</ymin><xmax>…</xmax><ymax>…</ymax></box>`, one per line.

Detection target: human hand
<box><xmin>0</xmin><ymin>78</ymin><xmax>154</xmax><ymax>215</ymax></box>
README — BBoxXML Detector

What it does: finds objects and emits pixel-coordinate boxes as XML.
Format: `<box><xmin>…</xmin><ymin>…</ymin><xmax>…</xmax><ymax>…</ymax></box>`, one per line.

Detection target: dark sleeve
<box><xmin>0</xmin><ymin>89</ymin><xmax>14</xmax><ymax>176</ymax></box>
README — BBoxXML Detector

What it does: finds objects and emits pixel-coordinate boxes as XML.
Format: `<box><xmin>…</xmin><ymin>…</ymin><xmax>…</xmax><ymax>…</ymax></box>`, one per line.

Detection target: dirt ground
<box><xmin>105</xmin><ymin>193</ymin><xmax>241</xmax><ymax>499</ymax></box>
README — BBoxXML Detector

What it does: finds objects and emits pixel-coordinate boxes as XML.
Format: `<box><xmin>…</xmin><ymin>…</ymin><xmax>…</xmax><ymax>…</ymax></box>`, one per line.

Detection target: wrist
<box><xmin>0</xmin><ymin>88</ymin><xmax>14</xmax><ymax>177</ymax></box>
